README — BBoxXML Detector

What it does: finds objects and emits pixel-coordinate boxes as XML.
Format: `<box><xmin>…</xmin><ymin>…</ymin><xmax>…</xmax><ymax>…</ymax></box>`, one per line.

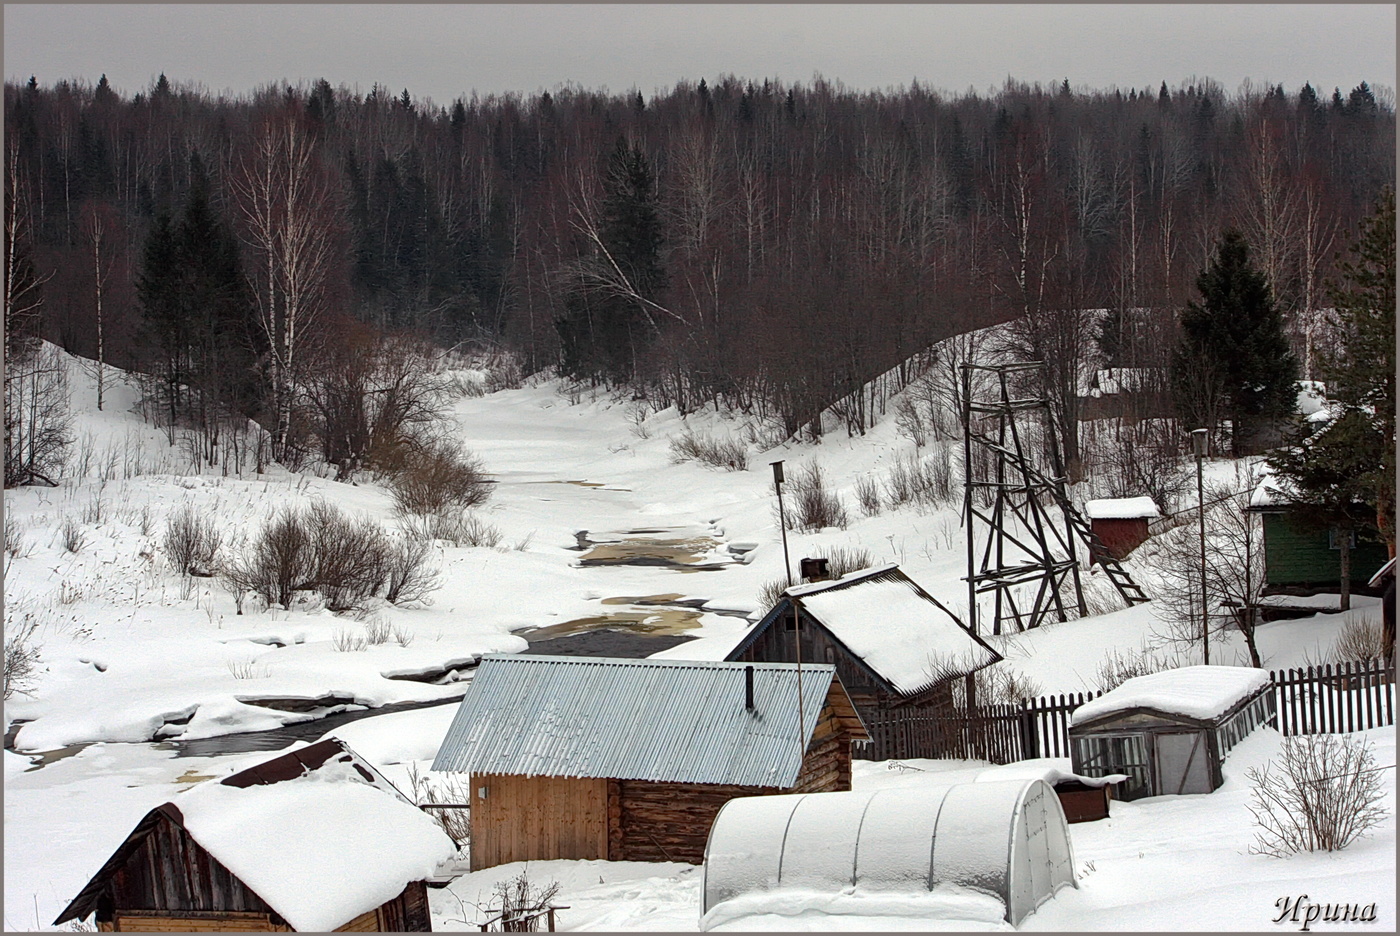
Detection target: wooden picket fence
<box><xmin>859</xmin><ymin>659</ymin><xmax>1395</xmax><ymax>766</ymax></box>
<box><xmin>1270</xmin><ymin>659</ymin><xmax>1395</xmax><ymax>736</ymax></box>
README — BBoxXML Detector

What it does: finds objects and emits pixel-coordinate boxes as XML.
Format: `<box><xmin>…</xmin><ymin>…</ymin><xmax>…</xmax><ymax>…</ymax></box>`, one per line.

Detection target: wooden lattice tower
<box><xmin>960</xmin><ymin>362</ymin><xmax>1149</xmax><ymax>636</ymax></box>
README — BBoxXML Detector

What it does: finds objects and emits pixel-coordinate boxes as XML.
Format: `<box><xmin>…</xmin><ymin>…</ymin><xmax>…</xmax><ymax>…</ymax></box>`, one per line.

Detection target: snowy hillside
<box><xmin>4</xmin><ymin>346</ymin><xmax>1393</xmax><ymax>932</ymax></box>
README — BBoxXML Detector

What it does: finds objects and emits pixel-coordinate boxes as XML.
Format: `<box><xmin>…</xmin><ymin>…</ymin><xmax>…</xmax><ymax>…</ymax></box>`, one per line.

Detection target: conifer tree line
<box><xmin>3</xmin><ymin>72</ymin><xmax>1394</xmax><ymax>470</ymax></box>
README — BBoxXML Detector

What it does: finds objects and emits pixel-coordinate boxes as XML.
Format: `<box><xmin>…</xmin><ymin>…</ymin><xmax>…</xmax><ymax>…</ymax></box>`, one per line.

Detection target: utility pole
<box><xmin>1192</xmin><ymin>428</ymin><xmax>1210</xmax><ymax>665</ymax></box>
<box><xmin>771</xmin><ymin>460</ymin><xmax>805</xmax><ymax>764</ymax></box>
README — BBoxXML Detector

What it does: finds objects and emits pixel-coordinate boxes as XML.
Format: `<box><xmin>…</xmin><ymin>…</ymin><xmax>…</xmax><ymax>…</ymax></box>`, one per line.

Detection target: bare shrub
<box><xmin>853</xmin><ymin>474</ymin><xmax>882</xmax><ymax>516</ymax></box>
<box><xmin>331</xmin><ymin>628</ymin><xmax>367</xmax><ymax>652</ymax></box>
<box><xmin>817</xmin><ymin>545</ymin><xmax>874</xmax><ymax>578</ymax></box>
<box><xmin>4</xmin><ymin>514</ymin><xmax>29</xmax><ymax>564</ymax></box>
<box><xmin>304</xmin><ymin>501</ymin><xmax>391</xmax><ymax>612</ymax></box>
<box><xmin>487</xmin><ymin>868</ymin><xmax>562</xmax><ymax>932</ymax></box>
<box><xmin>756</xmin><ymin>576</ymin><xmax>788</xmax><ymax>612</ymax></box>
<box><xmin>391</xmin><ymin>624</ymin><xmax>415</xmax><ymax>648</ymax></box>
<box><xmin>386</xmin><ymin>443</ymin><xmax>491</xmax><ymax>515</ymax></box>
<box><xmin>361</xmin><ymin>613</ymin><xmax>393</xmax><ymax>646</ymax></box>
<box><xmin>1246</xmin><ymin>734</ymin><xmax>1389</xmax><ymax>856</ymax></box>
<box><xmin>384</xmin><ymin>530</ymin><xmax>440</xmax><ymax>605</ymax></box>
<box><xmin>1093</xmin><ymin>645</ymin><xmax>1174</xmax><ymax>693</ymax></box>
<box><xmin>60</xmin><ymin>516</ymin><xmax>86</xmax><ymax>553</ymax></box>
<box><xmin>227</xmin><ymin>658</ymin><xmax>270</xmax><ymax>679</ymax></box>
<box><xmin>883</xmin><ymin>446</ymin><xmax>954</xmax><ymax>510</ymax></box>
<box><xmin>482</xmin><ymin>353</ymin><xmax>524</xmax><ymax>393</ymax></box>
<box><xmin>461</xmin><ymin>514</ymin><xmax>503</xmax><ymax>548</ymax></box>
<box><xmin>3</xmin><ymin>612</ymin><xmax>42</xmax><ymax>699</ymax></box>
<box><xmin>406</xmin><ymin>762</ymin><xmax>472</xmax><ymax>846</ymax></box>
<box><xmin>668</xmin><ymin>430</ymin><xmax>749</xmax><ymax>471</ymax></box>
<box><xmin>81</xmin><ymin>490</ymin><xmax>105</xmax><ymax>524</ymax></box>
<box><xmin>164</xmin><ymin>504</ymin><xmax>223</xmax><ymax>576</ymax></box>
<box><xmin>787</xmin><ymin>462</ymin><xmax>847</xmax><ymax>532</ymax></box>
<box><xmin>1331</xmin><ymin>617</ymin><xmax>1387</xmax><ymax>663</ymax></box>
<box><xmin>5</xmin><ymin>342</ymin><xmax>73</xmax><ymax>487</ymax></box>
<box><xmin>220</xmin><ymin>506</ymin><xmax>315</xmax><ymax>609</ymax></box>
<box><xmin>950</xmin><ymin>664</ymin><xmax>1043</xmax><ymax>708</ymax></box>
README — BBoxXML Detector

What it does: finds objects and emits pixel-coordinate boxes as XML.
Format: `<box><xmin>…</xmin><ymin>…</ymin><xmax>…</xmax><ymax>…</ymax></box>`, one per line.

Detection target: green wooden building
<box><xmin>1248</xmin><ymin>477</ymin><xmax>1390</xmax><ymax>595</ymax></box>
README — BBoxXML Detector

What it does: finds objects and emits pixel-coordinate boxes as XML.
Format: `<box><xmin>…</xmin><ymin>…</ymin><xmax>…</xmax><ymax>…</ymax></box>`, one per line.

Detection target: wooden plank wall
<box><xmin>469</xmin><ymin>773</ymin><xmax>608</xmax><ymax>869</ymax></box>
<box><xmin>108</xmin><ymin>816</ymin><xmax>275</xmax><ymax>917</ymax></box>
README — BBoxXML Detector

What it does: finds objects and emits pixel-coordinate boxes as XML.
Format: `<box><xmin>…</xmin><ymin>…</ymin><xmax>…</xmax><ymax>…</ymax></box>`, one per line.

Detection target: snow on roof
<box><xmin>1248</xmin><ymin>471</ymin><xmax>1296</xmax><ymax>509</ymax></box>
<box><xmin>973</xmin><ymin>760</ymin><xmax>1128</xmax><ymax>788</ymax></box>
<box><xmin>782</xmin><ymin>566</ymin><xmax>1000</xmax><ymax>695</ymax></box>
<box><xmin>175</xmin><ymin>742</ymin><xmax>457</xmax><ymax>932</ymax></box>
<box><xmin>1070</xmin><ymin>666</ymin><xmax>1271</xmax><ymax>727</ymax></box>
<box><xmin>1296</xmin><ymin>381</ymin><xmax>1327</xmax><ymax>416</ymax></box>
<box><xmin>1084</xmin><ymin>497</ymin><xmax>1160</xmax><ymax>520</ymax></box>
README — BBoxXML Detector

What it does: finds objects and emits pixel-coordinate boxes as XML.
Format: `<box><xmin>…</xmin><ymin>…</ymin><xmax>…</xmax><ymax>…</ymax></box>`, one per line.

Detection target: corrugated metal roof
<box><xmin>431</xmin><ymin>655</ymin><xmax>839</xmax><ymax>787</ymax></box>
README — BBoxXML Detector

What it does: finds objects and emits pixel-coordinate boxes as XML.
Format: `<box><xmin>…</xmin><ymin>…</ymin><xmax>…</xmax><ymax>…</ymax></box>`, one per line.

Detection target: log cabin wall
<box><xmin>469</xmin><ymin>773</ymin><xmax>609</xmax><ymax>869</ymax></box>
<box><xmin>607</xmin><ymin>700</ymin><xmax>855</xmax><ymax>864</ymax></box>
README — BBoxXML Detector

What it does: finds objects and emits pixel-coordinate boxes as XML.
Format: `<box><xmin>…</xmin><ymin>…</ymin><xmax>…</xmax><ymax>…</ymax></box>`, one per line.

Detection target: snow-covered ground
<box><xmin>4</xmin><ymin>348</ymin><xmax>1394</xmax><ymax>931</ymax></box>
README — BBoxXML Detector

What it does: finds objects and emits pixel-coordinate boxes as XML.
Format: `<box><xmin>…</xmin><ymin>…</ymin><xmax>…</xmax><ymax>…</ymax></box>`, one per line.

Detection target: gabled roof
<box><xmin>729</xmin><ymin>564</ymin><xmax>1002</xmax><ymax>696</ymax></box>
<box><xmin>54</xmin><ymin>738</ymin><xmax>457</xmax><ymax>932</ymax></box>
<box><xmin>431</xmin><ymin>655</ymin><xmax>864</xmax><ymax>787</ymax></box>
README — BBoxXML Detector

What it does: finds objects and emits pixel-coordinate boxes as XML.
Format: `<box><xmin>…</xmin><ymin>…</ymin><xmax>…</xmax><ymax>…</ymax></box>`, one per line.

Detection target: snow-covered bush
<box><xmin>668</xmin><ymin>430</ymin><xmax>749</xmax><ymax>471</ymax></box>
<box><xmin>163</xmin><ymin>504</ymin><xmax>222</xmax><ymax>577</ymax></box>
<box><xmin>1246</xmin><ymin>734</ymin><xmax>1389</xmax><ymax>856</ymax></box>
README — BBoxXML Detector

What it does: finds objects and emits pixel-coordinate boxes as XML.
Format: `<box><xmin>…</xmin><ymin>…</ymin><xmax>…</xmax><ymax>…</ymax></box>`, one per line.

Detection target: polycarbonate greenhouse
<box><xmin>700</xmin><ymin>779</ymin><xmax>1076</xmax><ymax>929</ymax></box>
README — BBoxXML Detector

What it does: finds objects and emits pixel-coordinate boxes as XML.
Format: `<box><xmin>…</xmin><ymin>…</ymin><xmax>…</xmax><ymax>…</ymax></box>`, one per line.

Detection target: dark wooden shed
<box><xmin>52</xmin><ymin>739</ymin><xmax>455</xmax><ymax>932</ymax></box>
<box><xmin>1069</xmin><ymin>666</ymin><xmax>1276</xmax><ymax>801</ymax></box>
<box><xmin>726</xmin><ymin>564</ymin><xmax>1002</xmax><ymax>760</ymax></box>
<box><xmin>431</xmin><ymin>655</ymin><xmax>868</xmax><ymax>869</ymax></box>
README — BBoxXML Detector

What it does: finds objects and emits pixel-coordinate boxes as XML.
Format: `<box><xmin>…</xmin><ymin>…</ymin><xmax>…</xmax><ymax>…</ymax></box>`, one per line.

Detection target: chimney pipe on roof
<box><xmin>800</xmin><ymin>557</ymin><xmax>831</xmax><ymax>582</ymax></box>
<box><xmin>745</xmin><ymin>665</ymin><xmax>755</xmax><ymax>712</ymax></box>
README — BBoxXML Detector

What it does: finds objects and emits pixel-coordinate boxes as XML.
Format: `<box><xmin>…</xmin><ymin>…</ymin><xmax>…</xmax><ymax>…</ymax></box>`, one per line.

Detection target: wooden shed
<box><xmin>1248</xmin><ymin>476</ymin><xmax>1391</xmax><ymax>598</ymax></box>
<box><xmin>725</xmin><ymin>564</ymin><xmax>1001</xmax><ymax>760</ymax></box>
<box><xmin>1069</xmin><ymin>666</ymin><xmax>1276</xmax><ymax>801</ymax></box>
<box><xmin>1085</xmin><ymin>496</ymin><xmax>1159</xmax><ymax>561</ymax></box>
<box><xmin>52</xmin><ymin>738</ymin><xmax>457</xmax><ymax>932</ymax></box>
<box><xmin>430</xmin><ymin>655</ymin><xmax>868</xmax><ymax>869</ymax></box>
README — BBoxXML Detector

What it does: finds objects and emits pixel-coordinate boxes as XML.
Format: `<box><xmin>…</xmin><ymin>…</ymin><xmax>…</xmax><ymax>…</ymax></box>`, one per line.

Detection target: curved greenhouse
<box><xmin>701</xmin><ymin>779</ymin><xmax>1075</xmax><ymax>928</ymax></box>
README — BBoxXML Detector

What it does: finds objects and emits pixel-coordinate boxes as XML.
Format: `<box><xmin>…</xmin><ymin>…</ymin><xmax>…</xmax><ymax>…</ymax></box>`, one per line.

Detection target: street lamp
<box><xmin>1191</xmin><ymin>428</ymin><xmax>1210</xmax><ymax>665</ymax></box>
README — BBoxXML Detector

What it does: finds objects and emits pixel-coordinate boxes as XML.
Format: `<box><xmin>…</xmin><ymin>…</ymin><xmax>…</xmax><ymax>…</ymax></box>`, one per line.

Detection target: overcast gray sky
<box><xmin>5</xmin><ymin>4</ymin><xmax>1395</xmax><ymax>106</ymax></box>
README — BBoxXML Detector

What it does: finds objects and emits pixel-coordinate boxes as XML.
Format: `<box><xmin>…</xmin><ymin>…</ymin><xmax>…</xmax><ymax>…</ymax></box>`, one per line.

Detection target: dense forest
<box><xmin>4</xmin><ymin>72</ymin><xmax>1394</xmax><ymax>472</ymax></box>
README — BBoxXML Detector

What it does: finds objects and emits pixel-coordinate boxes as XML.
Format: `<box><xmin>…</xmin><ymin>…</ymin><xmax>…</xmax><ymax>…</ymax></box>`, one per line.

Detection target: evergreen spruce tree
<box><xmin>556</xmin><ymin>137</ymin><xmax>666</xmax><ymax>383</ymax></box>
<box><xmin>1324</xmin><ymin>187</ymin><xmax>1396</xmax><ymax>550</ymax></box>
<box><xmin>1171</xmin><ymin>229</ymin><xmax>1298</xmax><ymax>455</ymax></box>
<box><xmin>1266</xmin><ymin>409</ymin><xmax>1383</xmax><ymax>611</ymax></box>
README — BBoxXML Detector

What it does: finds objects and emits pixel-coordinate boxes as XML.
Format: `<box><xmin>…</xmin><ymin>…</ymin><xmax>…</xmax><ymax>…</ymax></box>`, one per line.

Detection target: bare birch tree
<box><xmin>231</xmin><ymin>107</ymin><xmax>340</xmax><ymax>464</ymax></box>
